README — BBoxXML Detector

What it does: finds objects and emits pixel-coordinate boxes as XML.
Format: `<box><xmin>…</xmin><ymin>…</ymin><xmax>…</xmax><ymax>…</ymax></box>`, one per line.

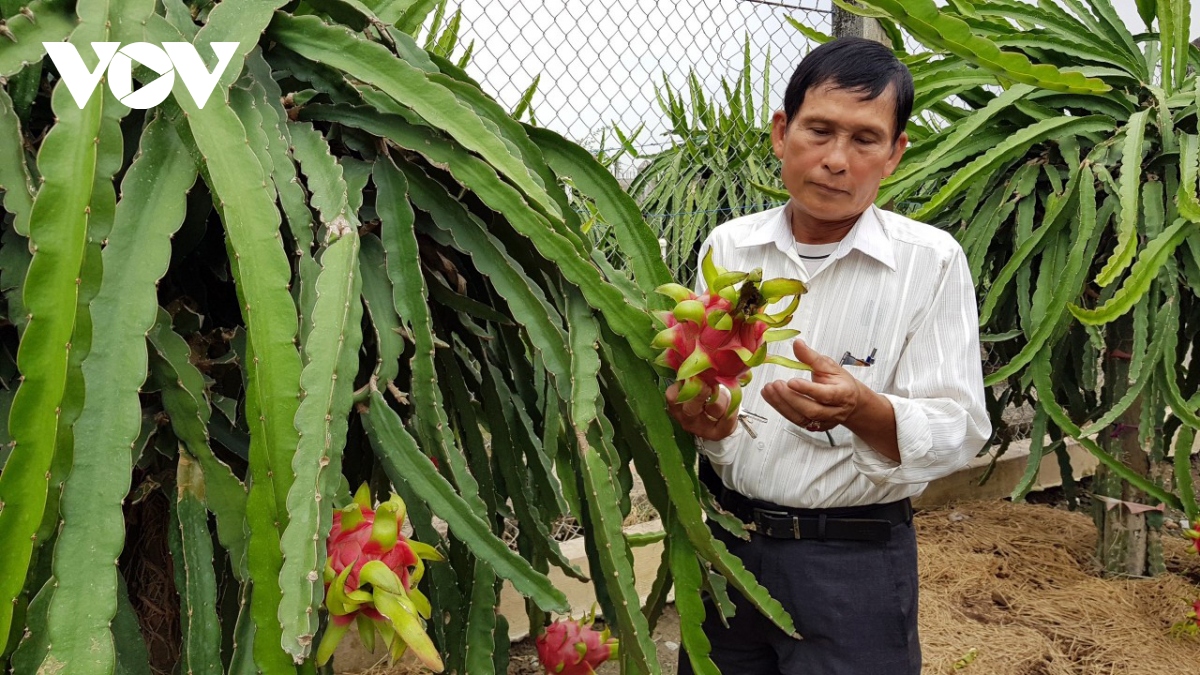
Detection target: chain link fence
<box><xmin>454</xmin><ymin>0</ymin><xmax>831</xmax><ymax>154</ymax></box>
<box><xmin>446</xmin><ymin>1</ymin><xmax>833</xmax><ymax>284</ymax></box>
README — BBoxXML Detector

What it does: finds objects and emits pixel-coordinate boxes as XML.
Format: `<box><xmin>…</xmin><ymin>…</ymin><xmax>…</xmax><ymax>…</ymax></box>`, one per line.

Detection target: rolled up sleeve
<box><xmin>852</xmin><ymin>248</ymin><xmax>992</xmax><ymax>485</ymax></box>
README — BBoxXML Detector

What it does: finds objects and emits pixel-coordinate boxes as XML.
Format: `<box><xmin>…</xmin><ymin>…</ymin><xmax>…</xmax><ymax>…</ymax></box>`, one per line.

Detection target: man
<box><xmin>668</xmin><ymin>37</ymin><xmax>992</xmax><ymax>675</ymax></box>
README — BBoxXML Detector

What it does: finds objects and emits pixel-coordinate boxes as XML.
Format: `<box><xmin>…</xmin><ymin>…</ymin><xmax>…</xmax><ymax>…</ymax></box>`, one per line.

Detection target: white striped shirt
<box><xmin>695</xmin><ymin>203</ymin><xmax>992</xmax><ymax>509</ymax></box>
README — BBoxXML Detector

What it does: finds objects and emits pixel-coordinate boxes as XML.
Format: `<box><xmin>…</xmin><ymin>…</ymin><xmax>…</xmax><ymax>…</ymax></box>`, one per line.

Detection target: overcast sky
<box><xmin>449</xmin><ymin>1</ymin><xmax>1200</xmax><ymax>151</ymax></box>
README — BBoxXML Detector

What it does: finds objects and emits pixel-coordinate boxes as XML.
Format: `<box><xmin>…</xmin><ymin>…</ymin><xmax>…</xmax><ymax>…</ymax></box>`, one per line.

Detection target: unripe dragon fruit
<box><xmin>317</xmin><ymin>484</ymin><xmax>444</xmax><ymax>671</ymax></box>
<box><xmin>536</xmin><ymin>611</ymin><xmax>619</xmax><ymax>675</ymax></box>
<box><xmin>653</xmin><ymin>248</ymin><xmax>809</xmax><ymax>412</ymax></box>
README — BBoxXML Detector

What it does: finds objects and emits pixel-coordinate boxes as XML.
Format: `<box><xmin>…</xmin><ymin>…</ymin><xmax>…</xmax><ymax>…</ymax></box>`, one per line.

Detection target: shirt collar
<box><xmin>735</xmin><ymin>203</ymin><xmax>897</xmax><ymax>271</ymax></box>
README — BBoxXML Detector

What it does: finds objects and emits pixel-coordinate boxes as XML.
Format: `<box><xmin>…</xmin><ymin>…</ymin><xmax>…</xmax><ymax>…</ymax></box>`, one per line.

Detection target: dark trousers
<box><xmin>677</xmin><ymin>516</ymin><xmax>922</xmax><ymax>675</ymax></box>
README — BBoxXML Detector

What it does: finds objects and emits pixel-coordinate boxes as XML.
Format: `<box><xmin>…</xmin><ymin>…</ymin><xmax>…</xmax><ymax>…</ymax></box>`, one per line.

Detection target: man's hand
<box><xmin>762</xmin><ymin>339</ymin><xmax>864</xmax><ymax>433</ymax></box>
<box><xmin>666</xmin><ymin>381</ymin><xmax>739</xmax><ymax>441</ymax></box>
<box><xmin>763</xmin><ymin>340</ymin><xmax>901</xmax><ymax>461</ymax></box>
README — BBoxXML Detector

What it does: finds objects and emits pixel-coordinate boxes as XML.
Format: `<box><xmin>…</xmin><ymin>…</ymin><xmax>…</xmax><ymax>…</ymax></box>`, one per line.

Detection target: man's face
<box><xmin>771</xmin><ymin>83</ymin><xmax>908</xmax><ymax>225</ymax></box>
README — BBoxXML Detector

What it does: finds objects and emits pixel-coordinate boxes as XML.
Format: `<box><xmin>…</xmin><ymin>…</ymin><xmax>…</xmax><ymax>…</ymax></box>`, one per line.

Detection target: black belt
<box><xmin>699</xmin><ymin>457</ymin><xmax>912</xmax><ymax>542</ymax></box>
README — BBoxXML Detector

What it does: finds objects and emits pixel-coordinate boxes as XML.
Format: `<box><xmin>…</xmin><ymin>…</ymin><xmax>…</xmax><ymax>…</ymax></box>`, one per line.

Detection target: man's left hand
<box><xmin>762</xmin><ymin>340</ymin><xmax>865</xmax><ymax>433</ymax></box>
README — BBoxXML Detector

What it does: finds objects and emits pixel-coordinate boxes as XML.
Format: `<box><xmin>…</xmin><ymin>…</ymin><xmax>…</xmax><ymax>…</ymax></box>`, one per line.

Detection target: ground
<box><xmin>348</xmin><ymin>499</ymin><xmax>1200</xmax><ymax>675</ymax></box>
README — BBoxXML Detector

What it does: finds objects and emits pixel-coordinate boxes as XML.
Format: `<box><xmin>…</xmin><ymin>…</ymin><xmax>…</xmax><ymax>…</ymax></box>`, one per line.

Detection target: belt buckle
<box><xmin>753</xmin><ymin>508</ymin><xmax>800</xmax><ymax>539</ymax></box>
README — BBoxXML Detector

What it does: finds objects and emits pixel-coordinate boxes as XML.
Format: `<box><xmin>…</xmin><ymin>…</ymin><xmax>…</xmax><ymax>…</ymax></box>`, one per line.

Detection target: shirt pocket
<box><xmin>845</xmin><ymin>356</ymin><xmax>892</xmax><ymax>394</ymax></box>
<box><xmin>780</xmin><ymin>358</ymin><xmax>884</xmax><ymax>448</ymax></box>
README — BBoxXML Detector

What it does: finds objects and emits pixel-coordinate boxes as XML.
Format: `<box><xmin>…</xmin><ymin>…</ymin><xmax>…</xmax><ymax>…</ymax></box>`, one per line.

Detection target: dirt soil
<box><xmin>350</xmin><ymin>500</ymin><xmax>1200</xmax><ymax>675</ymax></box>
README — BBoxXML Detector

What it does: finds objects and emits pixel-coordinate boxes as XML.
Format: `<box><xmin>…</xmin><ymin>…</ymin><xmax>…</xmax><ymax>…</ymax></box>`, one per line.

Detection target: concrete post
<box><xmin>831</xmin><ymin>3</ymin><xmax>890</xmax><ymax>45</ymax></box>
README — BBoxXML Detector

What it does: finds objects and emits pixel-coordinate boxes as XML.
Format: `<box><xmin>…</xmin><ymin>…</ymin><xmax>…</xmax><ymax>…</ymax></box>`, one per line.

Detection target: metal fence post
<box><xmin>831</xmin><ymin>3</ymin><xmax>889</xmax><ymax>44</ymax></box>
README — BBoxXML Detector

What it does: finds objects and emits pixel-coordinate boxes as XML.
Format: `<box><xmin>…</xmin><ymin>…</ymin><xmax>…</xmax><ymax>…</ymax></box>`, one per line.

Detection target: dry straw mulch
<box><xmin>123</xmin><ymin>485</ymin><xmax>181</xmax><ymax>675</ymax></box>
<box><xmin>917</xmin><ymin>500</ymin><xmax>1200</xmax><ymax>675</ymax></box>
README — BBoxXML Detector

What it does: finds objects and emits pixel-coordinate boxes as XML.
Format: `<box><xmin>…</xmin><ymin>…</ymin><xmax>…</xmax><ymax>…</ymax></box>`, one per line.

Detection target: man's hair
<box><xmin>782</xmin><ymin>37</ymin><xmax>914</xmax><ymax>142</ymax></box>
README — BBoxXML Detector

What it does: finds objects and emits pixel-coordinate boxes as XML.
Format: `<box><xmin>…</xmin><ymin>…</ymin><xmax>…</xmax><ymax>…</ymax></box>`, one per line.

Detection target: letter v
<box><xmin>162</xmin><ymin>42</ymin><xmax>240</xmax><ymax>109</ymax></box>
<box><xmin>43</xmin><ymin>42</ymin><xmax>121</xmax><ymax>108</ymax></box>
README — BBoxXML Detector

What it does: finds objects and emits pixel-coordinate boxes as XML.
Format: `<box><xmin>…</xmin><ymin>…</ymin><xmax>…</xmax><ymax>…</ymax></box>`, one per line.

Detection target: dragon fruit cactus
<box><xmin>317</xmin><ymin>484</ymin><xmax>445</xmax><ymax>670</ymax></box>
<box><xmin>536</xmin><ymin>611</ymin><xmax>620</xmax><ymax>675</ymax></box>
<box><xmin>653</xmin><ymin>248</ymin><xmax>810</xmax><ymax>413</ymax></box>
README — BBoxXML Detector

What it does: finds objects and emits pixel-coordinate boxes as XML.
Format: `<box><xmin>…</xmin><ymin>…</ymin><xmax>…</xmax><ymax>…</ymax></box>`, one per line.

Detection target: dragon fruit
<box><xmin>536</xmin><ymin>612</ymin><xmax>619</xmax><ymax>675</ymax></box>
<box><xmin>317</xmin><ymin>485</ymin><xmax>445</xmax><ymax>671</ymax></box>
<box><xmin>653</xmin><ymin>248</ymin><xmax>810</xmax><ymax>412</ymax></box>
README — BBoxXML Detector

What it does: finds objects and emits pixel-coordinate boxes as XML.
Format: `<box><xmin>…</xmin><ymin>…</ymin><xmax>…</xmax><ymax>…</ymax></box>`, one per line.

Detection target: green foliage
<box><xmin>851</xmin><ymin>0</ymin><xmax>1200</xmax><ymax>562</ymax></box>
<box><xmin>0</xmin><ymin>0</ymin><xmax>782</xmax><ymax>672</ymax></box>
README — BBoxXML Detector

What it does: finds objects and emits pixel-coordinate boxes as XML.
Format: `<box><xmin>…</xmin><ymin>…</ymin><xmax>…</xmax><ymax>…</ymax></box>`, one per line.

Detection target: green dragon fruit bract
<box><xmin>653</xmin><ymin>248</ymin><xmax>810</xmax><ymax>413</ymax></box>
<box><xmin>318</xmin><ymin>484</ymin><xmax>445</xmax><ymax>671</ymax></box>
<box><xmin>536</xmin><ymin>611</ymin><xmax>620</xmax><ymax>675</ymax></box>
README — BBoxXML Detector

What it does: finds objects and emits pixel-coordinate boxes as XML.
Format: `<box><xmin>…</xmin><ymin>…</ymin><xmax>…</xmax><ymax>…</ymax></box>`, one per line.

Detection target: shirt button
<box><xmin>757</xmin><ymin>441</ymin><xmax>766</xmax><ymax>450</ymax></box>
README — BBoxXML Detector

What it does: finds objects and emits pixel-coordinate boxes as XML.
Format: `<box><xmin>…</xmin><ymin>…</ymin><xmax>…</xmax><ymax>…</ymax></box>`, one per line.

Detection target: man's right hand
<box><xmin>666</xmin><ymin>381</ymin><xmax>739</xmax><ymax>441</ymax></box>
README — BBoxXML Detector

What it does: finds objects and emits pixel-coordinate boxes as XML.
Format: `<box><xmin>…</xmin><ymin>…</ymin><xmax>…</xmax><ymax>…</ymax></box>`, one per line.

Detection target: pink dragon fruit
<box><xmin>317</xmin><ymin>485</ymin><xmax>445</xmax><ymax>671</ymax></box>
<box><xmin>1185</xmin><ymin>522</ymin><xmax>1200</xmax><ymax>555</ymax></box>
<box><xmin>536</xmin><ymin>612</ymin><xmax>620</xmax><ymax>675</ymax></box>
<box><xmin>653</xmin><ymin>248</ymin><xmax>809</xmax><ymax>412</ymax></box>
